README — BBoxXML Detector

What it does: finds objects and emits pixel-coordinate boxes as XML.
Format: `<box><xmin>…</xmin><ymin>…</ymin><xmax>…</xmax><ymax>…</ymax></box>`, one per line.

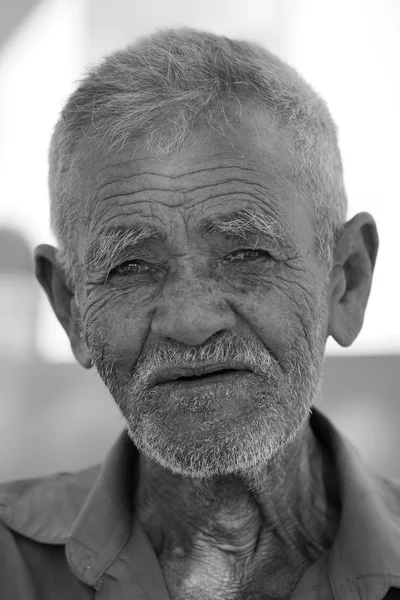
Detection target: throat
<box><xmin>135</xmin><ymin>422</ymin><xmax>341</xmax><ymax>581</ymax></box>
<box><xmin>137</xmin><ymin>472</ymin><xmax>267</xmax><ymax>562</ymax></box>
<box><xmin>157</xmin><ymin>526</ymin><xmax>313</xmax><ymax>600</ymax></box>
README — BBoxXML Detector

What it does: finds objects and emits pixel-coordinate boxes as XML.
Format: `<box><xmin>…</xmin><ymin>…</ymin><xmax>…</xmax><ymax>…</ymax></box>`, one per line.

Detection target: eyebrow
<box><xmin>84</xmin><ymin>207</ymin><xmax>289</xmax><ymax>274</ymax></box>
<box><xmin>195</xmin><ymin>207</ymin><xmax>287</xmax><ymax>245</ymax></box>
<box><xmin>84</xmin><ymin>224</ymin><xmax>163</xmax><ymax>273</ymax></box>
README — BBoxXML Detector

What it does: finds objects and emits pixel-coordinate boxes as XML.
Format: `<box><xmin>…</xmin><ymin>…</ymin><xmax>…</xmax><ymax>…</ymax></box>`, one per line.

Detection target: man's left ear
<box><xmin>327</xmin><ymin>212</ymin><xmax>379</xmax><ymax>347</ymax></box>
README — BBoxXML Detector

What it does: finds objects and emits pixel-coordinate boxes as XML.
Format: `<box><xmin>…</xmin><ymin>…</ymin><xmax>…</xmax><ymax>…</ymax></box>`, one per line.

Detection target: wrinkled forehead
<box><xmin>68</xmin><ymin>112</ymin><xmax>308</xmax><ymax>249</ymax></box>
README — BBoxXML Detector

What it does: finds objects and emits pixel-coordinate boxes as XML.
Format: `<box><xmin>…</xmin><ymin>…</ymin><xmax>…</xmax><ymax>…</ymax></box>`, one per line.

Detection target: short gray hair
<box><xmin>49</xmin><ymin>26</ymin><xmax>347</xmax><ymax>285</ymax></box>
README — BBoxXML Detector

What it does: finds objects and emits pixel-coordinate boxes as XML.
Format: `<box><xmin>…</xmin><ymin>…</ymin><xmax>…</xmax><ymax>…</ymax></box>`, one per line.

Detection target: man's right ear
<box><xmin>34</xmin><ymin>244</ymin><xmax>92</xmax><ymax>369</ymax></box>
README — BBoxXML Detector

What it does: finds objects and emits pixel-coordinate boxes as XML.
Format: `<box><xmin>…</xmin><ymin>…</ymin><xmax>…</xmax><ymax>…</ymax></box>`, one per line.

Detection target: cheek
<box><xmin>235</xmin><ymin>279</ymin><xmax>324</xmax><ymax>370</ymax></box>
<box><xmin>233</xmin><ymin>290</ymin><xmax>292</xmax><ymax>370</ymax></box>
<box><xmin>82</xmin><ymin>289</ymin><xmax>150</xmax><ymax>372</ymax></box>
<box><xmin>284</xmin><ymin>286</ymin><xmax>327</xmax><ymax>362</ymax></box>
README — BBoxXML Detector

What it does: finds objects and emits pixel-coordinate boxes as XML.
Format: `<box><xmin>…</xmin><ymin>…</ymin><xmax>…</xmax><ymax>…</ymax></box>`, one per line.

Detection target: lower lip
<box><xmin>159</xmin><ymin>370</ymin><xmax>252</xmax><ymax>389</ymax></box>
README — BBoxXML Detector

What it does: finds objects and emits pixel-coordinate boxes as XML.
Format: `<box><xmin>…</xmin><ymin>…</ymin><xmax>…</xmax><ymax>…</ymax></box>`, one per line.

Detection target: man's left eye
<box><xmin>223</xmin><ymin>249</ymin><xmax>271</xmax><ymax>264</ymax></box>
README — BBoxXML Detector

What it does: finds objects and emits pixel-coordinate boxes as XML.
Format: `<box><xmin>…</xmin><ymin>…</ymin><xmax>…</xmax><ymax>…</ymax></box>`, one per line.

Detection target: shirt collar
<box><xmin>66</xmin><ymin>431</ymin><xmax>135</xmax><ymax>587</ymax></box>
<box><xmin>66</xmin><ymin>409</ymin><xmax>400</xmax><ymax>599</ymax></box>
<box><xmin>292</xmin><ymin>408</ymin><xmax>400</xmax><ymax>600</ymax></box>
<box><xmin>66</xmin><ymin>431</ymin><xmax>169</xmax><ymax>599</ymax></box>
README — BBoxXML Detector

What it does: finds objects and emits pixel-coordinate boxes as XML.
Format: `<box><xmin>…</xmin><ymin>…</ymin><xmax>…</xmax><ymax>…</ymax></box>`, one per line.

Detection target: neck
<box><xmin>134</xmin><ymin>417</ymin><xmax>341</xmax><ymax>594</ymax></box>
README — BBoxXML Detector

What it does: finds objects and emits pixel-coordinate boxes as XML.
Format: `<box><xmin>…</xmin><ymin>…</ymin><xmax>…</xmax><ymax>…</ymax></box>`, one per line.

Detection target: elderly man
<box><xmin>0</xmin><ymin>27</ymin><xmax>399</xmax><ymax>600</ymax></box>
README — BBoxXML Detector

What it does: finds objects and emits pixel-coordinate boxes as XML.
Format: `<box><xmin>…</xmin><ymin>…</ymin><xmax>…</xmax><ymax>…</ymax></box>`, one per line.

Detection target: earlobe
<box><xmin>34</xmin><ymin>244</ymin><xmax>92</xmax><ymax>369</ymax></box>
<box><xmin>327</xmin><ymin>212</ymin><xmax>379</xmax><ymax>348</ymax></box>
<box><xmin>327</xmin><ymin>264</ymin><xmax>364</xmax><ymax>346</ymax></box>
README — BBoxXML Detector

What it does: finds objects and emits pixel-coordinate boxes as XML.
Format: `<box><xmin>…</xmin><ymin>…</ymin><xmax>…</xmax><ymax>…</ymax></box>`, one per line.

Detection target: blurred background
<box><xmin>0</xmin><ymin>0</ymin><xmax>399</xmax><ymax>483</ymax></box>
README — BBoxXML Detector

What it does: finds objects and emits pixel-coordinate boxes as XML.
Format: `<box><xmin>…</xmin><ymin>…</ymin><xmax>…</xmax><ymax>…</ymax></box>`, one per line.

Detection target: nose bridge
<box><xmin>151</xmin><ymin>261</ymin><xmax>236</xmax><ymax>346</ymax></box>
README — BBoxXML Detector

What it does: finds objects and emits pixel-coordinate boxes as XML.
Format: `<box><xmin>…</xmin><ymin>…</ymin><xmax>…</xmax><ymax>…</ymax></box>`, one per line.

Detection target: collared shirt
<box><xmin>0</xmin><ymin>407</ymin><xmax>399</xmax><ymax>599</ymax></box>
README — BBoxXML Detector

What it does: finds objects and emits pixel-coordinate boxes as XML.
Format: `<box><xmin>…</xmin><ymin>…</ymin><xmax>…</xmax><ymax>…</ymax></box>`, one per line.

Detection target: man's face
<box><xmin>73</xmin><ymin>114</ymin><xmax>329</xmax><ymax>478</ymax></box>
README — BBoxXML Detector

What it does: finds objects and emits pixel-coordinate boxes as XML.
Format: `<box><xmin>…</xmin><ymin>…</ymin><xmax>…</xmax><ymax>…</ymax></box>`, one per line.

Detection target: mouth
<box><xmin>160</xmin><ymin>368</ymin><xmax>251</xmax><ymax>387</ymax></box>
<box><xmin>177</xmin><ymin>368</ymin><xmax>235</xmax><ymax>381</ymax></box>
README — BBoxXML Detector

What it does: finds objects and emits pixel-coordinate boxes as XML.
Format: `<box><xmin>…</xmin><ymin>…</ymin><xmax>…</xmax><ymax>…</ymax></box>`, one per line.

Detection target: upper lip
<box><xmin>151</xmin><ymin>362</ymin><xmax>252</xmax><ymax>385</ymax></box>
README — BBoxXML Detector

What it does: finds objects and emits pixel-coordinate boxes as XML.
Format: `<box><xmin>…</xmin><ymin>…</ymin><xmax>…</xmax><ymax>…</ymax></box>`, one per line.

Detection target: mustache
<box><xmin>131</xmin><ymin>332</ymin><xmax>279</xmax><ymax>384</ymax></box>
<box><xmin>84</xmin><ymin>324</ymin><xmax>286</xmax><ymax>390</ymax></box>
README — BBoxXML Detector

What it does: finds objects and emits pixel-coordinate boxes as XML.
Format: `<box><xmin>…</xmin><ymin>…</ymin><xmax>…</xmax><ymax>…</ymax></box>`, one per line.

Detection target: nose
<box><xmin>151</xmin><ymin>279</ymin><xmax>237</xmax><ymax>346</ymax></box>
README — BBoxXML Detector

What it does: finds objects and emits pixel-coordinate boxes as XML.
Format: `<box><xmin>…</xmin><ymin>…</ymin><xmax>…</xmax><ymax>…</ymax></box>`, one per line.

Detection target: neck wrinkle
<box><xmin>135</xmin><ymin>418</ymin><xmax>341</xmax><ymax>563</ymax></box>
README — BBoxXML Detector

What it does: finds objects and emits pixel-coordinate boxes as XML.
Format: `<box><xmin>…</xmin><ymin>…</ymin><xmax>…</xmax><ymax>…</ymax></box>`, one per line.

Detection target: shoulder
<box><xmin>0</xmin><ymin>464</ymin><xmax>100</xmax><ymax>545</ymax></box>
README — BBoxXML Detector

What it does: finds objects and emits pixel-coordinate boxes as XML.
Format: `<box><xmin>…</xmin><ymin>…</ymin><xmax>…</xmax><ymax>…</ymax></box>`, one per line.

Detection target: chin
<box><xmin>124</xmin><ymin>398</ymin><xmax>310</xmax><ymax>479</ymax></box>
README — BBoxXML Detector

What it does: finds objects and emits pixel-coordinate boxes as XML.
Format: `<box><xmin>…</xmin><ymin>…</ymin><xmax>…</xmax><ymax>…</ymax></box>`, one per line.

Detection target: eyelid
<box><xmin>227</xmin><ymin>245</ymin><xmax>273</xmax><ymax>256</ymax></box>
<box><xmin>225</xmin><ymin>248</ymin><xmax>272</xmax><ymax>259</ymax></box>
<box><xmin>111</xmin><ymin>258</ymin><xmax>151</xmax><ymax>272</ymax></box>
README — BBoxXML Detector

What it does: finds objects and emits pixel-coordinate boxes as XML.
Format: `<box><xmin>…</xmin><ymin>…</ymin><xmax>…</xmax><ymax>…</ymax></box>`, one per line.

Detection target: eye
<box><xmin>109</xmin><ymin>259</ymin><xmax>155</xmax><ymax>278</ymax></box>
<box><xmin>223</xmin><ymin>249</ymin><xmax>271</xmax><ymax>264</ymax></box>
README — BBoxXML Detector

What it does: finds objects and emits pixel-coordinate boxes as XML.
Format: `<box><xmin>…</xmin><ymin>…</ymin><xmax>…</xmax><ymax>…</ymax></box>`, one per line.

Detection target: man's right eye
<box><xmin>109</xmin><ymin>260</ymin><xmax>155</xmax><ymax>277</ymax></box>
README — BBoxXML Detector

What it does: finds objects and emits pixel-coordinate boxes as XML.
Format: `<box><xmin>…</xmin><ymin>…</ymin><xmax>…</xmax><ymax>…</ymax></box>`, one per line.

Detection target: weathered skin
<box><xmin>35</xmin><ymin>114</ymin><xmax>378</xmax><ymax>599</ymax></box>
<box><xmin>136</xmin><ymin>423</ymin><xmax>340</xmax><ymax>600</ymax></box>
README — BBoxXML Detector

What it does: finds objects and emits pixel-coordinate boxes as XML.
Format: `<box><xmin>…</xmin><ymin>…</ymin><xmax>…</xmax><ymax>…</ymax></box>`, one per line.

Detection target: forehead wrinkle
<box><xmin>86</xmin><ymin>196</ymin><xmax>171</xmax><ymax>240</ymax></box>
<box><xmin>96</xmin><ymin>164</ymin><xmax>244</xmax><ymax>180</ymax></box>
<box><xmin>93</xmin><ymin>162</ymin><xmax>279</xmax><ymax>197</ymax></box>
<box><xmin>94</xmin><ymin>154</ymin><xmax>272</xmax><ymax>177</ymax></box>
<box><xmin>86</xmin><ymin>157</ymin><xmax>290</xmax><ymax>221</ymax></box>
<box><xmin>95</xmin><ymin>182</ymin><xmax>259</xmax><ymax>210</ymax></box>
<box><xmin>94</xmin><ymin>171</ymin><xmax>260</xmax><ymax>202</ymax></box>
<box><xmin>94</xmin><ymin>178</ymin><xmax>283</xmax><ymax>214</ymax></box>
